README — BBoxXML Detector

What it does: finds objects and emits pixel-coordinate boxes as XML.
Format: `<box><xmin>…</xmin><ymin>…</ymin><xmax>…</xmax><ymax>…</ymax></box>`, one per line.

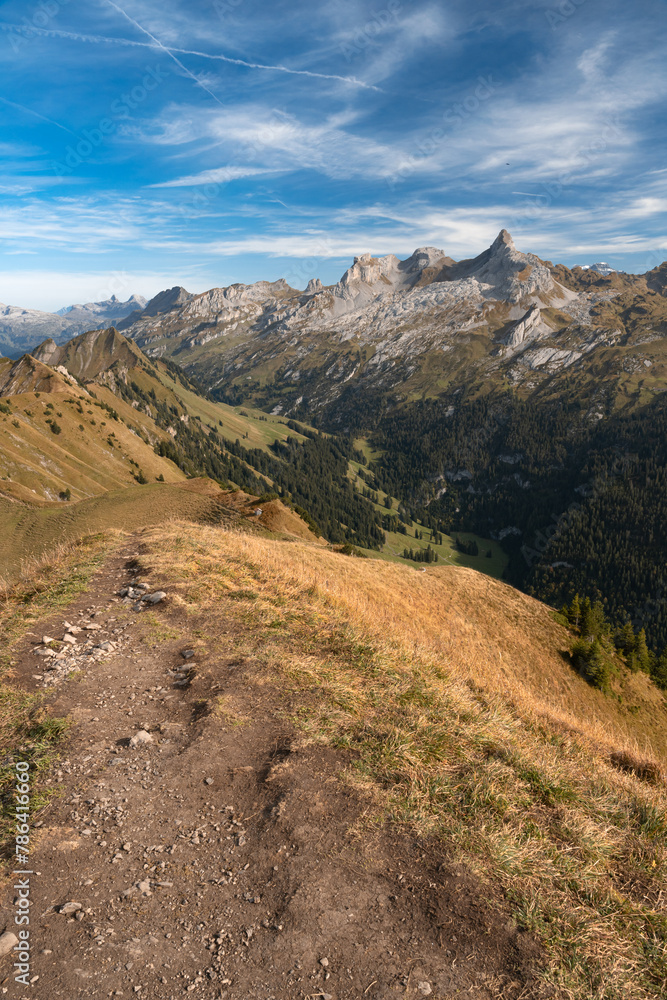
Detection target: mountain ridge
<box><xmin>104</xmin><ymin>230</ymin><xmax>665</xmax><ymax>430</ymax></box>
<box><xmin>0</xmin><ymin>293</ymin><xmax>147</xmax><ymax>359</ymax></box>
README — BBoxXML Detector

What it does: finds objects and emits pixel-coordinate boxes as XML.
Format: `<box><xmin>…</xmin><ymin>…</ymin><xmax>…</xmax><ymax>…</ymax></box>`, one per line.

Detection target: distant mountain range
<box><xmin>98</xmin><ymin>232</ymin><xmax>664</xmax><ymax>425</ymax></box>
<box><xmin>0</xmin><ymin>294</ymin><xmax>146</xmax><ymax>359</ymax></box>
<box><xmin>4</xmin><ymin>232</ymin><xmax>667</xmax><ymax>651</ymax></box>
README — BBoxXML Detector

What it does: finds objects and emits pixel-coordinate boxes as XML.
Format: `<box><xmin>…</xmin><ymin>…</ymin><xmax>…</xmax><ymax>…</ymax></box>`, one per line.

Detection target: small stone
<box><xmin>0</xmin><ymin>931</ymin><xmax>19</xmax><ymax>957</ymax></box>
<box><xmin>142</xmin><ymin>591</ymin><xmax>166</xmax><ymax>605</ymax></box>
<box><xmin>58</xmin><ymin>901</ymin><xmax>82</xmax><ymax>916</ymax></box>
<box><xmin>319</xmin><ymin>957</ymin><xmax>329</xmax><ymax>968</ymax></box>
<box><xmin>181</xmin><ymin>649</ymin><xmax>195</xmax><ymax>659</ymax></box>
<box><xmin>42</xmin><ymin>635</ymin><xmax>53</xmax><ymax>645</ymax></box>
<box><xmin>123</xmin><ymin>843</ymin><xmax>132</xmax><ymax>852</ymax></box>
<box><xmin>84</xmin><ymin>623</ymin><xmax>102</xmax><ymax>631</ymax></box>
<box><xmin>62</xmin><ymin>634</ymin><xmax>77</xmax><ymax>644</ymax></box>
<box><xmin>417</xmin><ymin>983</ymin><xmax>432</xmax><ymax>996</ymax></box>
<box><xmin>34</xmin><ymin>648</ymin><xmax>56</xmax><ymax>658</ymax></box>
<box><xmin>204</xmin><ymin>777</ymin><xmax>213</xmax><ymax>785</ymax></box>
<box><xmin>137</xmin><ymin>881</ymin><xmax>151</xmax><ymax>896</ymax></box>
<box><xmin>129</xmin><ymin>730</ymin><xmax>153</xmax><ymax>747</ymax></box>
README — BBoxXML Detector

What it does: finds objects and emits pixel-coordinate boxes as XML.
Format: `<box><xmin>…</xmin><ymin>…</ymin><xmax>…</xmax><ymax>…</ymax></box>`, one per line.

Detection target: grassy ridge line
<box><xmin>156</xmin><ymin>368</ymin><xmax>310</xmax><ymax>453</ymax></box>
<box><xmin>0</xmin><ymin>532</ymin><xmax>113</xmax><ymax>870</ymax></box>
<box><xmin>137</xmin><ymin>522</ymin><xmax>667</xmax><ymax>999</ymax></box>
<box><xmin>0</xmin><ymin>479</ymin><xmax>237</xmax><ymax>582</ymax></box>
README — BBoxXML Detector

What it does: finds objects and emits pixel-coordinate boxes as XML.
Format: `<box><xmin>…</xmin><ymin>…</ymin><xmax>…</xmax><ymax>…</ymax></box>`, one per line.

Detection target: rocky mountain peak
<box><xmin>402</xmin><ymin>247</ymin><xmax>449</xmax><ymax>272</ymax></box>
<box><xmin>493</xmin><ymin>229</ymin><xmax>515</xmax><ymax>250</ymax></box>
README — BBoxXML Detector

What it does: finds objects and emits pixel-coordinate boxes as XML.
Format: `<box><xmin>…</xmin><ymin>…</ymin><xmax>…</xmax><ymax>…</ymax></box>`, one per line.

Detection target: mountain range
<box><xmin>101</xmin><ymin>231</ymin><xmax>665</xmax><ymax>426</ymax></box>
<box><xmin>3</xmin><ymin>234</ymin><xmax>666</xmax><ymax>1000</ymax></box>
<box><xmin>3</xmin><ymin>230</ymin><xmax>667</xmax><ymax>656</ymax></box>
<box><xmin>0</xmin><ymin>293</ymin><xmax>146</xmax><ymax>359</ymax></box>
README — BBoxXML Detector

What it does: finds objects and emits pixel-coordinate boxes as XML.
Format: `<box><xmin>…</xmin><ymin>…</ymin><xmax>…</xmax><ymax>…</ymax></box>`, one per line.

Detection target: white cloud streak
<box><xmin>0</xmin><ymin>22</ymin><xmax>382</xmax><ymax>91</ymax></box>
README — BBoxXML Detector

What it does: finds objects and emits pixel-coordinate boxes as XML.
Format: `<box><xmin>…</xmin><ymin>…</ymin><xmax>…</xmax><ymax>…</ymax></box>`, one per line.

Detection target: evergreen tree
<box><xmin>651</xmin><ymin>650</ymin><xmax>667</xmax><ymax>690</ymax></box>
<box><xmin>634</xmin><ymin>628</ymin><xmax>651</xmax><ymax>672</ymax></box>
<box><xmin>581</xmin><ymin>599</ymin><xmax>606</xmax><ymax>640</ymax></box>
<box><xmin>616</xmin><ymin>619</ymin><xmax>636</xmax><ymax>656</ymax></box>
<box><xmin>568</xmin><ymin>594</ymin><xmax>582</xmax><ymax>630</ymax></box>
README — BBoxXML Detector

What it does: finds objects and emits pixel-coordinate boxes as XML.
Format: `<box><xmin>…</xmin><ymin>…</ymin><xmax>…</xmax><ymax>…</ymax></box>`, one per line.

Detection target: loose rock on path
<box><xmin>2</xmin><ymin>539</ymin><xmax>542</xmax><ymax>999</ymax></box>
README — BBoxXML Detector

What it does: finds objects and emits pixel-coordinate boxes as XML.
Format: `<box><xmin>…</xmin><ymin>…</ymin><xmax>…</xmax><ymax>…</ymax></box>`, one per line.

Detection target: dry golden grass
<box><xmin>137</xmin><ymin>521</ymin><xmax>667</xmax><ymax>1000</ymax></box>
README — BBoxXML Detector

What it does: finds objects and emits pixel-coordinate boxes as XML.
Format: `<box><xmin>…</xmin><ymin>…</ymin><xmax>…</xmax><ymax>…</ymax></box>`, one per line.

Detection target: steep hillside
<box><xmin>0</xmin><ymin>354</ymin><xmax>79</xmax><ymax>395</ymax></box>
<box><xmin>1</xmin><ymin>521</ymin><xmax>665</xmax><ymax>999</ymax></box>
<box><xmin>0</xmin><ymin>329</ymin><xmax>392</xmax><ymax>560</ymax></box>
<box><xmin>0</xmin><ymin>372</ymin><xmax>186</xmax><ymax>503</ymax></box>
<box><xmin>32</xmin><ymin>327</ymin><xmax>149</xmax><ymax>380</ymax></box>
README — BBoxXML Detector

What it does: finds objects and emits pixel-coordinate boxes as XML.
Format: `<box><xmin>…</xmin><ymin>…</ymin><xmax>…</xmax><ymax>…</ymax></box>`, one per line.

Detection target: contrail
<box><xmin>0</xmin><ymin>95</ymin><xmax>78</xmax><ymax>137</ymax></box>
<box><xmin>0</xmin><ymin>20</ymin><xmax>382</xmax><ymax>92</ymax></box>
<box><xmin>103</xmin><ymin>0</ymin><xmax>225</xmax><ymax>107</ymax></box>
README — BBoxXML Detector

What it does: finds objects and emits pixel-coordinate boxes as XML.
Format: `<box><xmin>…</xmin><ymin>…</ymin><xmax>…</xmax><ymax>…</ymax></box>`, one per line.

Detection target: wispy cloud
<box><xmin>149</xmin><ymin>166</ymin><xmax>280</xmax><ymax>187</ymax></box>
<box><xmin>0</xmin><ymin>96</ymin><xmax>77</xmax><ymax>137</ymax></box>
<box><xmin>133</xmin><ymin>104</ymin><xmax>411</xmax><ymax>181</ymax></box>
<box><xmin>1</xmin><ymin>0</ymin><xmax>666</xmax><ymax>304</ymax></box>
<box><xmin>0</xmin><ymin>21</ymin><xmax>382</xmax><ymax>91</ymax></box>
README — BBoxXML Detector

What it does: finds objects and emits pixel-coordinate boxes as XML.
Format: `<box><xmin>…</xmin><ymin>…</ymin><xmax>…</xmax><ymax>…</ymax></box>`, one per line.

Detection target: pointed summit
<box><xmin>493</xmin><ymin>229</ymin><xmax>515</xmax><ymax>250</ymax></box>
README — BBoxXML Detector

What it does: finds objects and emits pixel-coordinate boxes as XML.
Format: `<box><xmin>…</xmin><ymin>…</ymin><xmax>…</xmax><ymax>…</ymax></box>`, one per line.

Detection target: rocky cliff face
<box><xmin>50</xmin><ymin>231</ymin><xmax>664</xmax><ymax>420</ymax></box>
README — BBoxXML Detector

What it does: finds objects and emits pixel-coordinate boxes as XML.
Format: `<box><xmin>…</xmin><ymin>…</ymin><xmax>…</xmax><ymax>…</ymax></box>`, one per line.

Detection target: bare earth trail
<box><xmin>2</xmin><ymin>539</ymin><xmax>541</xmax><ymax>1000</ymax></box>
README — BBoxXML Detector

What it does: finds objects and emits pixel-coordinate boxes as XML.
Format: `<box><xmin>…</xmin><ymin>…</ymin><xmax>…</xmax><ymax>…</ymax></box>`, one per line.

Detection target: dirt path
<box><xmin>2</xmin><ymin>539</ymin><xmax>542</xmax><ymax>1000</ymax></box>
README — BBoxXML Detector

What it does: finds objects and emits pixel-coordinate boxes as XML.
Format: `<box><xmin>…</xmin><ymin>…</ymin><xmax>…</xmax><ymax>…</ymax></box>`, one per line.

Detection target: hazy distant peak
<box><xmin>56</xmin><ymin>294</ymin><xmax>147</xmax><ymax>320</ymax></box>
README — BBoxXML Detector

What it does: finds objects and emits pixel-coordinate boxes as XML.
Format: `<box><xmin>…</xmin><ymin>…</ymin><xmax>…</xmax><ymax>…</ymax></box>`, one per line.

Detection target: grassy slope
<box><xmin>135</xmin><ymin>521</ymin><xmax>667</xmax><ymax>999</ymax></box>
<box><xmin>0</xmin><ymin>388</ymin><xmax>183</xmax><ymax>502</ymax></box>
<box><xmin>0</xmin><ymin>479</ymin><xmax>237</xmax><ymax>582</ymax></box>
<box><xmin>156</xmin><ymin>367</ymin><xmax>309</xmax><ymax>452</ymax></box>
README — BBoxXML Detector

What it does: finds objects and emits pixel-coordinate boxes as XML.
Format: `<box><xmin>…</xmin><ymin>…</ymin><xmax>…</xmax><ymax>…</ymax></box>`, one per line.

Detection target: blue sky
<box><xmin>0</xmin><ymin>0</ymin><xmax>666</xmax><ymax>310</ymax></box>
